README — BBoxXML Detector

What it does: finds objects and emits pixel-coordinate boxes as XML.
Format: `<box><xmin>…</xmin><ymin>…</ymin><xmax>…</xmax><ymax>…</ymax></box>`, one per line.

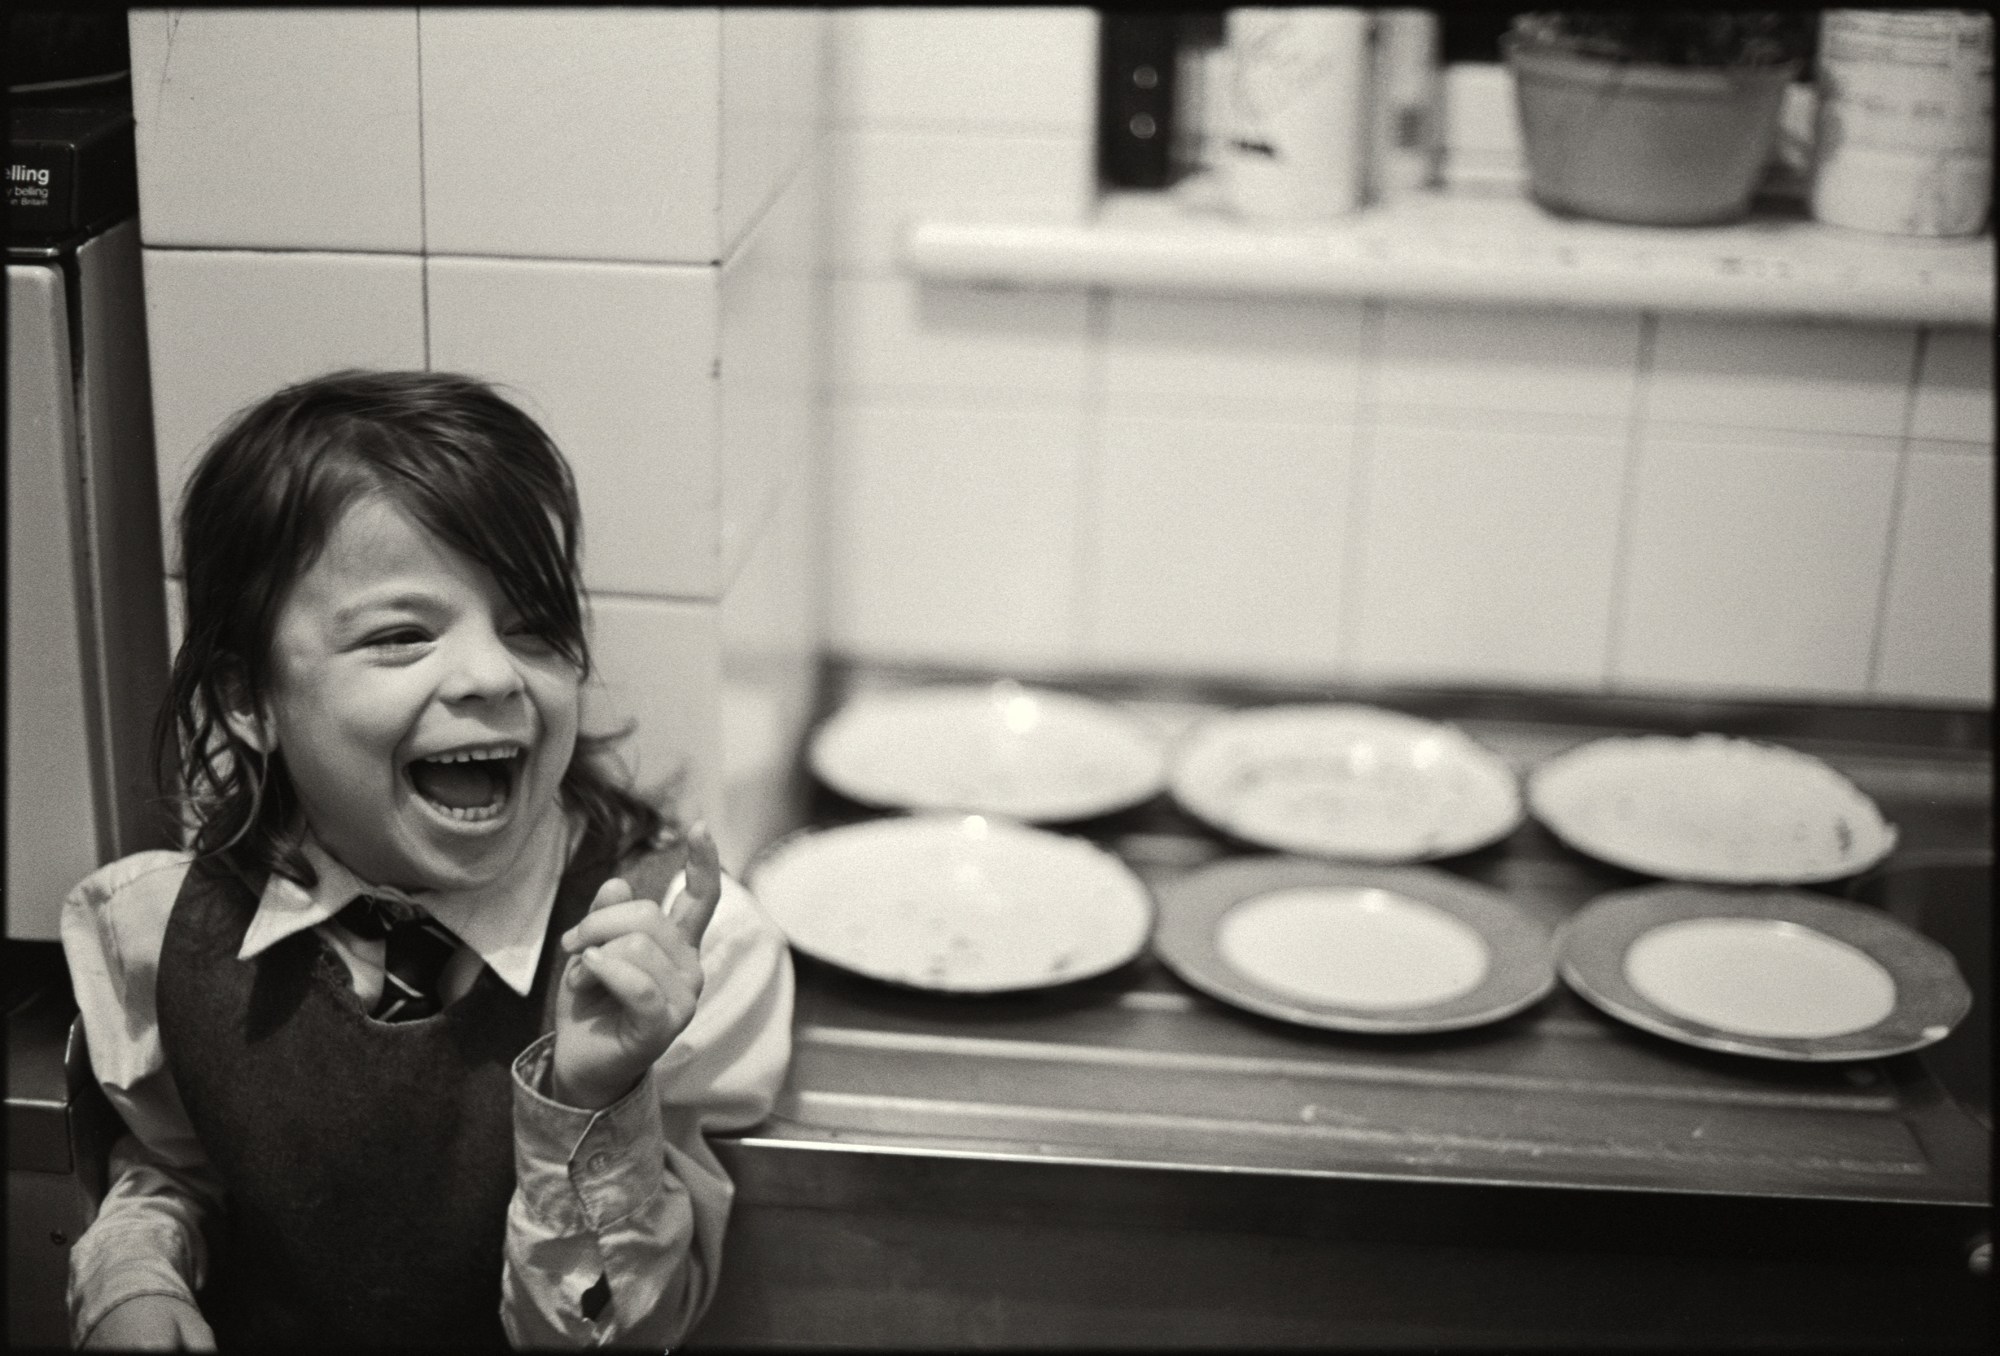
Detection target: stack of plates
<box><xmin>1168</xmin><ymin>705</ymin><xmax>1523</xmax><ymax>862</ymax></box>
<box><xmin>809</xmin><ymin>682</ymin><xmax>1169</xmax><ymax>822</ymax></box>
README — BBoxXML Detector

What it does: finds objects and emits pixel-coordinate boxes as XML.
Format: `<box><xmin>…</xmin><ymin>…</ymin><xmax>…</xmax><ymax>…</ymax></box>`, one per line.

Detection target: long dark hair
<box><xmin>159</xmin><ymin>369</ymin><xmax>671</xmax><ymax>891</ymax></box>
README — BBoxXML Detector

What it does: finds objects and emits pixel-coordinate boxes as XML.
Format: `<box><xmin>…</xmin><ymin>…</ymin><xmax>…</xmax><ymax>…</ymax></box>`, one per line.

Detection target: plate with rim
<box><xmin>1167</xmin><ymin>704</ymin><xmax>1524</xmax><ymax>862</ymax></box>
<box><xmin>1153</xmin><ymin>855</ymin><xmax>1557</xmax><ymax>1034</ymax></box>
<box><xmin>808</xmin><ymin>681</ymin><xmax>1170</xmax><ymax>823</ymax></box>
<box><xmin>745</xmin><ymin>814</ymin><xmax>1155</xmax><ymax>993</ymax></box>
<box><xmin>1556</xmin><ymin>884</ymin><xmax>1971</xmax><ymax>1062</ymax></box>
<box><xmin>1527</xmin><ymin>734</ymin><xmax>1898</xmax><ymax>885</ymax></box>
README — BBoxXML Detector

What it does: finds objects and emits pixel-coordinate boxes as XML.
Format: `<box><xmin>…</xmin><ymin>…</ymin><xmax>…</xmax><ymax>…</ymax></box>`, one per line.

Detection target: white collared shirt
<box><xmin>238</xmin><ymin>809</ymin><xmax>575</xmax><ymax>1009</ymax></box>
<box><xmin>59</xmin><ymin>811</ymin><xmax>794</xmax><ymax>1349</ymax></box>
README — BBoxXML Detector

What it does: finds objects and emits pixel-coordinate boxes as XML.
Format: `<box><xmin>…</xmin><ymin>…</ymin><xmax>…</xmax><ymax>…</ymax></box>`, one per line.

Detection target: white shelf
<box><xmin>901</xmin><ymin>187</ymin><xmax>1995</xmax><ymax>329</ymax></box>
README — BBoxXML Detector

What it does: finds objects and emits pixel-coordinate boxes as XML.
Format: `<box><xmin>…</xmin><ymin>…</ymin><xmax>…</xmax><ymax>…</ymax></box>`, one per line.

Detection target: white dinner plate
<box><xmin>1556</xmin><ymin>884</ymin><xmax>1971</xmax><ymax>1061</ymax></box>
<box><xmin>745</xmin><ymin>814</ymin><xmax>1155</xmax><ymax>993</ymax></box>
<box><xmin>1154</xmin><ymin>856</ymin><xmax>1556</xmax><ymax>1033</ymax></box>
<box><xmin>808</xmin><ymin>682</ymin><xmax>1169</xmax><ymax>822</ymax></box>
<box><xmin>1527</xmin><ymin>734</ymin><xmax>1898</xmax><ymax>884</ymax></box>
<box><xmin>1168</xmin><ymin>705</ymin><xmax>1524</xmax><ymax>862</ymax></box>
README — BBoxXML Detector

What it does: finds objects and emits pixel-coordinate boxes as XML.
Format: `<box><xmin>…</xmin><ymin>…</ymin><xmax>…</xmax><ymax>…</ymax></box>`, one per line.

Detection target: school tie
<box><xmin>336</xmin><ymin>895</ymin><xmax>462</xmax><ymax>1022</ymax></box>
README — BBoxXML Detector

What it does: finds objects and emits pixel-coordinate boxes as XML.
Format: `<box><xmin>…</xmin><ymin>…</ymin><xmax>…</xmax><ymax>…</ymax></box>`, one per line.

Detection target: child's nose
<box><xmin>440</xmin><ymin>626</ymin><xmax>527</xmax><ymax>703</ymax></box>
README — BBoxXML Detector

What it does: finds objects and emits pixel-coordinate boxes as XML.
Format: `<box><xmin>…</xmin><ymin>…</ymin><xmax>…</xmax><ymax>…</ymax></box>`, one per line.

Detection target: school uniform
<box><xmin>60</xmin><ymin>803</ymin><xmax>793</xmax><ymax>1349</ymax></box>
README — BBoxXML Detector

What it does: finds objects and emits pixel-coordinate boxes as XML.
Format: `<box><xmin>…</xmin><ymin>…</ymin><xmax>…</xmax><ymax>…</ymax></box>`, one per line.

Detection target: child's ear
<box><xmin>218</xmin><ymin>669</ymin><xmax>276</xmax><ymax>754</ymax></box>
<box><xmin>223</xmin><ymin>707</ymin><xmax>276</xmax><ymax>754</ymax></box>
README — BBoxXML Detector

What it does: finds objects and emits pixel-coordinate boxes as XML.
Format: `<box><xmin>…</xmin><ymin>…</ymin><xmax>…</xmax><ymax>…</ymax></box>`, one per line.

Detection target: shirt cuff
<box><xmin>70</xmin><ymin>1226</ymin><xmax>203</xmax><ymax>1348</ymax></box>
<box><xmin>511</xmin><ymin>1034</ymin><xmax>667</xmax><ymax>1233</ymax></box>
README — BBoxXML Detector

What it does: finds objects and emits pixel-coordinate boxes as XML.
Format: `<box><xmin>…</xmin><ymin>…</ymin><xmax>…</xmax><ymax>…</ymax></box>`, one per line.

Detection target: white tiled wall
<box><xmin>419</xmin><ymin>8</ymin><xmax>723</xmax><ymax>263</ymax></box>
<box><xmin>830</xmin><ymin>7</ymin><xmax>1095</xmax><ymax>133</ymax></box>
<box><xmin>721</xmin><ymin>156</ymin><xmax>825</xmax><ymax>586</ymax></box>
<box><xmin>830</xmin><ymin>278</ymin><xmax>1093</xmax><ymax>400</ymax></box>
<box><xmin>1090</xmin><ymin>416</ymin><xmax>1353</xmax><ymax>676</ymax></box>
<box><xmin>1644</xmin><ymin>318</ymin><xmax>1919</xmax><ymax>437</ymax></box>
<box><xmin>581</xmin><ymin>594</ymin><xmax>722</xmax><ymax>813</ymax></box>
<box><xmin>1875</xmin><ymin>443</ymin><xmax>1996</xmax><ymax>702</ymax></box>
<box><xmin>427</xmin><ymin>256</ymin><xmax>723</xmax><ymax>596</ymax></box>
<box><xmin>821</xmin><ymin>8</ymin><xmax>1994</xmax><ymax>708</ymax></box>
<box><xmin>1354</xmin><ymin>412</ymin><xmax>1626</xmax><ymax>688</ymax></box>
<box><xmin>1911</xmin><ymin>329</ymin><xmax>1997</xmax><ymax>442</ymax></box>
<box><xmin>1376</xmin><ymin>306</ymin><xmax>1641</xmax><ymax>419</ymax></box>
<box><xmin>1615</xmin><ymin>427</ymin><xmax>1902</xmax><ymax>696</ymax></box>
<box><xmin>1105</xmin><ymin>295</ymin><xmax>1366</xmax><ymax>417</ymax></box>
<box><xmin>827</xmin><ymin>401</ymin><xmax>1089</xmax><ymax>668</ymax></box>
<box><xmin>131</xmin><ymin>8</ymin><xmax>829</xmax><ymax>865</ymax></box>
<box><xmin>722</xmin><ymin>8</ymin><xmax>825</xmax><ymax>259</ymax></box>
<box><xmin>140</xmin><ymin>248</ymin><xmax>427</xmax><ymax>559</ymax></box>
<box><xmin>820</xmin><ymin>9</ymin><xmax>1094</xmax><ymax>674</ymax></box>
<box><xmin>128</xmin><ymin>10</ymin><xmax>424</xmax><ymax>253</ymax></box>
<box><xmin>828</xmin><ymin>130</ymin><xmax>1092</xmax><ymax>276</ymax></box>
<box><xmin>131</xmin><ymin>8</ymin><xmax>1992</xmax><ymax>717</ymax></box>
<box><xmin>719</xmin><ymin>448</ymin><xmax>823</xmax><ymax>868</ymax></box>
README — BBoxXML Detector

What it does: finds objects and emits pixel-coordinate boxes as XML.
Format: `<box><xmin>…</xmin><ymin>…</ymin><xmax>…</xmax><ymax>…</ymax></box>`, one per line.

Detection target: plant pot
<box><xmin>1503</xmin><ymin>35</ymin><xmax>1800</xmax><ymax>226</ymax></box>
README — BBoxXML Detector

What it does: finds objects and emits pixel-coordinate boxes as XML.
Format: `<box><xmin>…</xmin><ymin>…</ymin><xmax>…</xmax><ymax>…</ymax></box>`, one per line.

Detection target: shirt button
<box><xmin>587</xmin><ymin>1152</ymin><xmax>612</xmax><ymax>1175</ymax></box>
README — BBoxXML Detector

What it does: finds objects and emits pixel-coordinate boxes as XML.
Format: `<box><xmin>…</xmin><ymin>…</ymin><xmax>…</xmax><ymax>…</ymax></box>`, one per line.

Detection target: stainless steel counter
<box><xmin>690</xmin><ymin>668</ymin><xmax>1992</xmax><ymax>1349</ymax></box>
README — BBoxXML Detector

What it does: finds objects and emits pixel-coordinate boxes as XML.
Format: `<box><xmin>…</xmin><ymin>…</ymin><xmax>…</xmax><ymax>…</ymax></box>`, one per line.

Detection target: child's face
<box><xmin>249</xmin><ymin>494</ymin><xmax>582</xmax><ymax>894</ymax></box>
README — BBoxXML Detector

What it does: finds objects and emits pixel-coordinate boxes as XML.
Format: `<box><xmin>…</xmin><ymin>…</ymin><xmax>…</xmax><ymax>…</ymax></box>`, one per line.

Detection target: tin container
<box><xmin>1811</xmin><ymin>9</ymin><xmax>1994</xmax><ymax>237</ymax></box>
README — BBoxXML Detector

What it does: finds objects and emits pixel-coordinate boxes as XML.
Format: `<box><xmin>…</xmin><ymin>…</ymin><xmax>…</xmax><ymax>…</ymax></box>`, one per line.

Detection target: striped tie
<box><xmin>337</xmin><ymin>895</ymin><xmax>461</xmax><ymax>1022</ymax></box>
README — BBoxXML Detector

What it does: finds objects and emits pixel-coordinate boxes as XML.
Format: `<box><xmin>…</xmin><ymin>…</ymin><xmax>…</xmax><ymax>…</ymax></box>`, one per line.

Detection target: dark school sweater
<box><xmin>155</xmin><ymin>834</ymin><xmax>684</xmax><ymax>1349</ymax></box>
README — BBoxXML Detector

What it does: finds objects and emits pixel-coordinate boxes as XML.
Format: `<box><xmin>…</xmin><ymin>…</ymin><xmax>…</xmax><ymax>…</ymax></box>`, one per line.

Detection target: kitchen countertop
<box><xmin>691</xmin><ymin>665</ymin><xmax>1991</xmax><ymax>1348</ymax></box>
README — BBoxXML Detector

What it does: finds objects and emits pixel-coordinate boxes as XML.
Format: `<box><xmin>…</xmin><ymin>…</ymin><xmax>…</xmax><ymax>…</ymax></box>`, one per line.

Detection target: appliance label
<box><xmin>6</xmin><ymin>150</ymin><xmax>70</xmax><ymax>223</ymax></box>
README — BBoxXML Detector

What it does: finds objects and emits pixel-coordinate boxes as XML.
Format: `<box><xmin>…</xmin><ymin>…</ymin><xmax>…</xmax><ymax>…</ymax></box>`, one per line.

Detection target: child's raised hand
<box><xmin>551</xmin><ymin>823</ymin><xmax>723</xmax><ymax>1110</ymax></box>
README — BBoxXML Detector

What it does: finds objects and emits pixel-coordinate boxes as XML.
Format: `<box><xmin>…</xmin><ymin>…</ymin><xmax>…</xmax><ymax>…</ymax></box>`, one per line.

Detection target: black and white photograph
<box><xmin>6</xmin><ymin>6</ymin><xmax>1991</xmax><ymax>1350</ymax></box>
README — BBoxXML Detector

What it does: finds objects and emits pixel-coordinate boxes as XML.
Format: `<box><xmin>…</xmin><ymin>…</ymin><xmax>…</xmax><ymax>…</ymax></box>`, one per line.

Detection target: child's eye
<box><xmin>505</xmin><ymin>629</ymin><xmax>557</xmax><ymax>655</ymax></box>
<box><xmin>364</xmin><ymin>628</ymin><xmax>430</xmax><ymax>649</ymax></box>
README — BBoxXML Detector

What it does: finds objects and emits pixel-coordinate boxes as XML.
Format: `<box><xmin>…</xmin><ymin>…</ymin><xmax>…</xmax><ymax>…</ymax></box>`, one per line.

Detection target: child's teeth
<box><xmin>436</xmin><ymin>747</ymin><xmax>513</xmax><ymax>763</ymax></box>
<box><xmin>423</xmin><ymin>789</ymin><xmax>507</xmax><ymax>821</ymax></box>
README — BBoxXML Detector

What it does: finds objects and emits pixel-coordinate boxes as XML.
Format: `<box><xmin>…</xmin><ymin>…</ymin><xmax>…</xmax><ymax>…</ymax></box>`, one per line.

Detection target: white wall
<box><xmin>126</xmin><ymin>2</ymin><xmax>1995</xmax><ymax>805</ymax></box>
<box><xmin>820</xmin><ymin>8</ymin><xmax>1995</xmax><ymax>708</ymax></box>
<box><xmin>132</xmin><ymin>8</ymin><xmax>829</xmax><ymax>869</ymax></box>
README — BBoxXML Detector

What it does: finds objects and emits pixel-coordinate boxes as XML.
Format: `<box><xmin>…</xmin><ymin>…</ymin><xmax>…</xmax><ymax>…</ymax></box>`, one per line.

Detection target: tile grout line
<box><xmin>1601</xmin><ymin>312</ymin><xmax>1658</xmax><ymax>692</ymax></box>
<box><xmin>141</xmin><ymin>238</ymin><xmax>732</xmax><ymax>274</ymax></box>
<box><xmin>1863</xmin><ymin>330</ymin><xmax>1929</xmax><ymax>695</ymax></box>
<box><xmin>139</xmin><ymin>240</ymin><xmax>724</xmax><ymax>273</ymax></box>
<box><xmin>415</xmin><ymin>7</ymin><xmax>431</xmax><ymax>370</ymax></box>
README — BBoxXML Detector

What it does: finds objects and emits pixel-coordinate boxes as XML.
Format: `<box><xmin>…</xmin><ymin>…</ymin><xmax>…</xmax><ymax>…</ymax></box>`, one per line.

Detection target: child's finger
<box><xmin>575</xmin><ymin>945</ymin><xmax>668</xmax><ymax>1016</ymax></box>
<box><xmin>564</xmin><ymin>880</ymin><xmax>643</xmax><ymax>957</ymax></box>
<box><xmin>591</xmin><ymin>877</ymin><xmax>635</xmax><ymax>913</ymax></box>
<box><xmin>564</xmin><ymin>900</ymin><xmax>674</xmax><ymax>954</ymax></box>
<box><xmin>668</xmin><ymin>822</ymin><xmax>723</xmax><ymax>945</ymax></box>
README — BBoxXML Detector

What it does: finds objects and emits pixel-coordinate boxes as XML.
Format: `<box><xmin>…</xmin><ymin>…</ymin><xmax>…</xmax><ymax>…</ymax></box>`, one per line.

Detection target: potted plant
<box><xmin>1502</xmin><ymin>10</ymin><xmax>1815</xmax><ymax>226</ymax></box>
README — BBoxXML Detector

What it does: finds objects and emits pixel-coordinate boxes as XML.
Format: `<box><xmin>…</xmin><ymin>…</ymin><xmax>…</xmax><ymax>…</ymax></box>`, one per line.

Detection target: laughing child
<box><xmin>60</xmin><ymin>369</ymin><xmax>794</xmax><ymax>1349</ymax></box>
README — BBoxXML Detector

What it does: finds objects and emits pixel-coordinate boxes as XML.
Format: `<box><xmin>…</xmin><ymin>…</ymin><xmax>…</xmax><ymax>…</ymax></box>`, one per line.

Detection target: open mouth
<box><xmin>405</xmin><ymin>744</ymin><xmax>523</xmax><ymax>824</ymax></box>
